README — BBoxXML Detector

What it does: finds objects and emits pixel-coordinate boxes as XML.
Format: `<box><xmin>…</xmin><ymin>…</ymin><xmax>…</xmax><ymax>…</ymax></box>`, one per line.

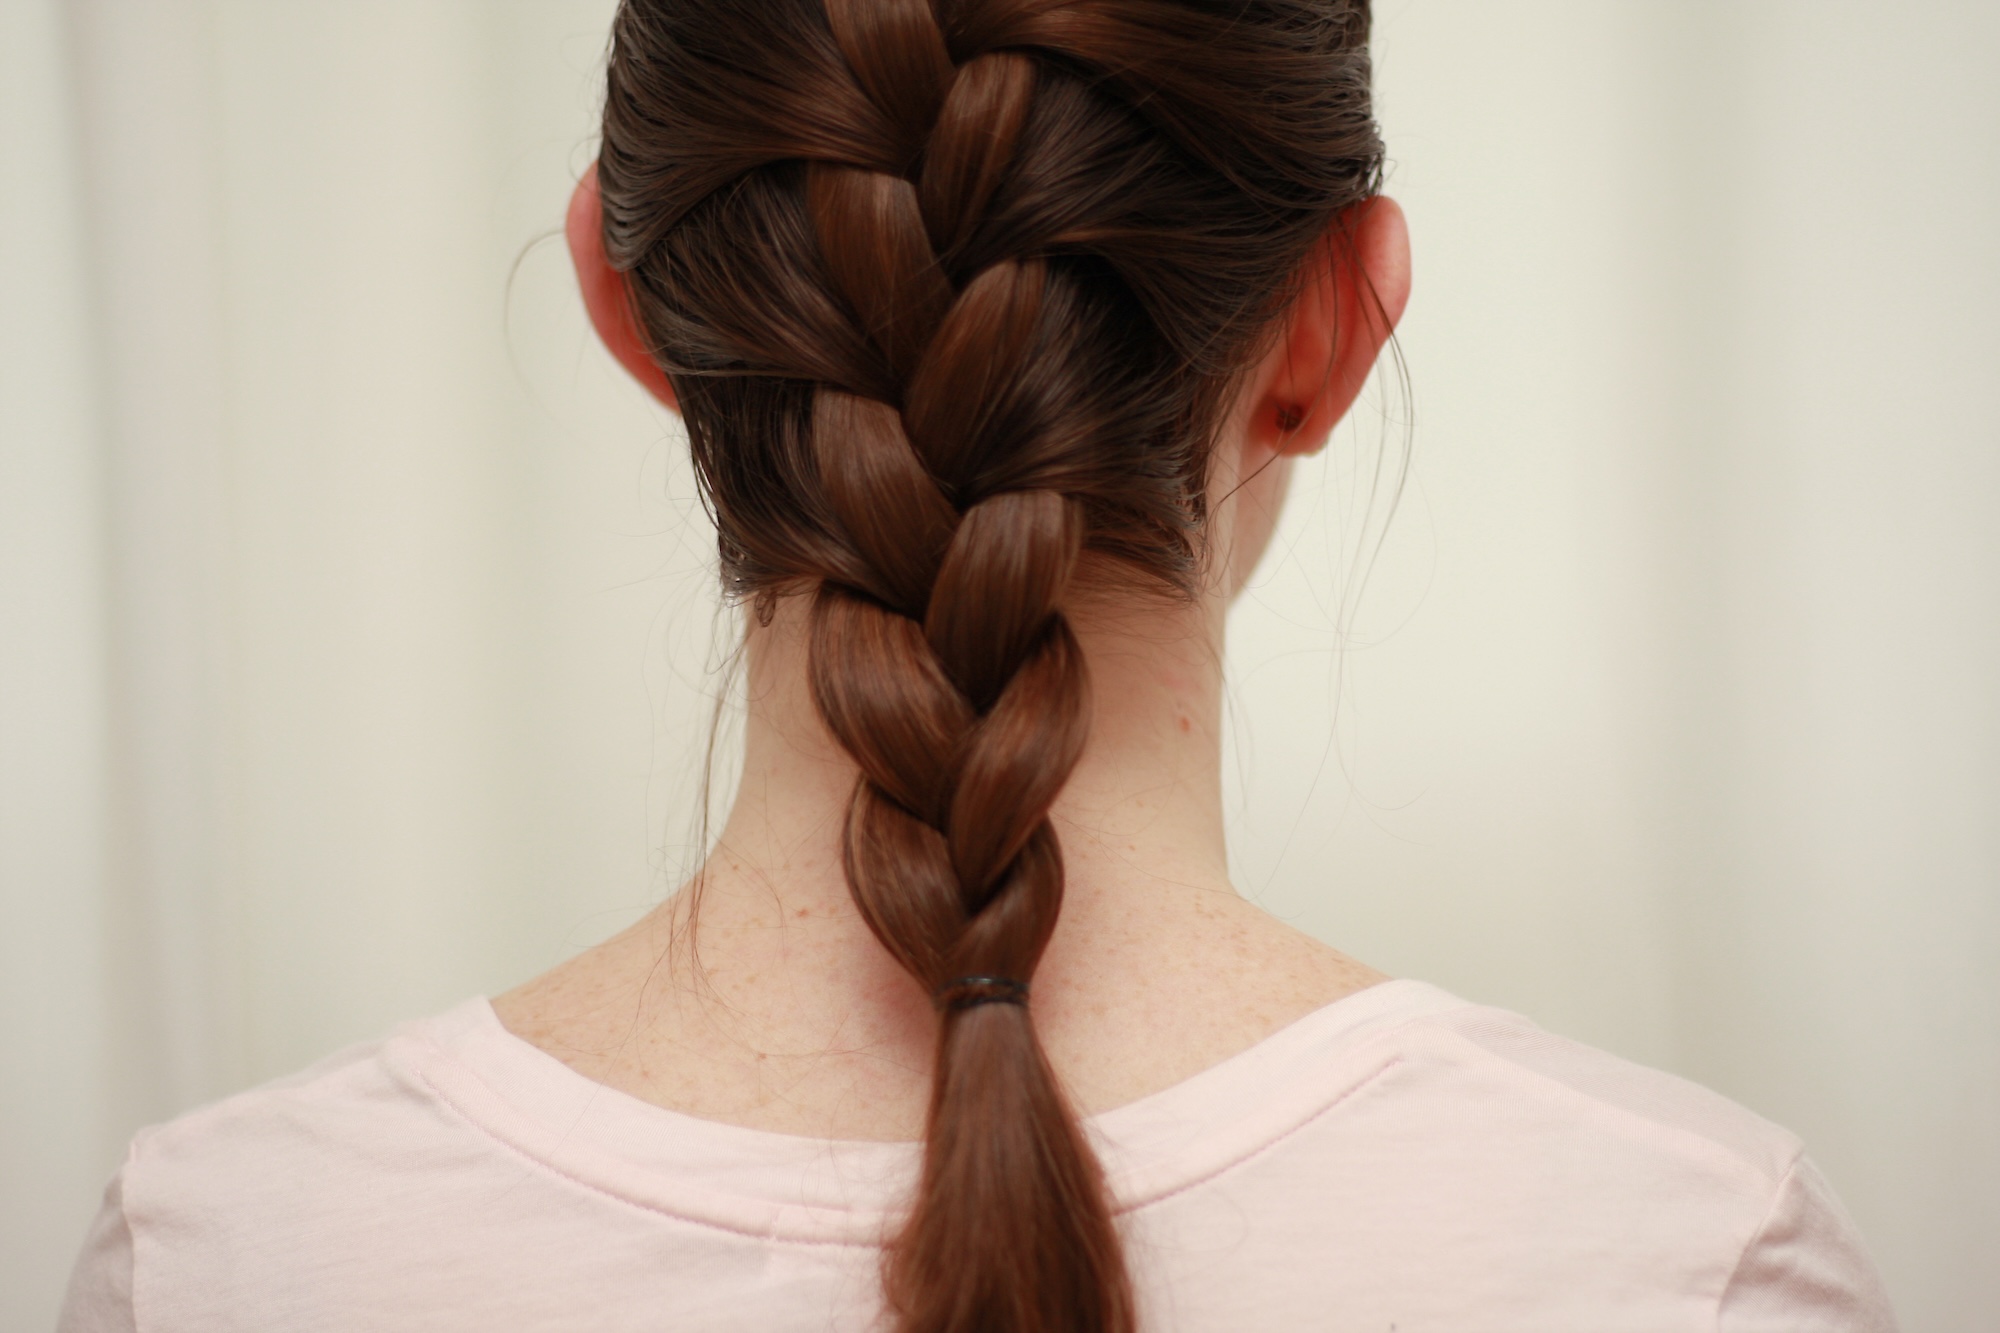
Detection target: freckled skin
<box><xmin>497</xmin><ymin>531</ymin><xmax>1389</xmax><ymax>1137</ymax></box>
<box><xmin>496</xmin><ymin>188</ymin><xmax>1411</xmax><ymax>1140</ymax></box>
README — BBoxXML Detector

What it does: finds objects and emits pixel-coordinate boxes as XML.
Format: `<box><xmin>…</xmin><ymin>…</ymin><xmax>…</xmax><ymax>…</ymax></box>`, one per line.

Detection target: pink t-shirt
<box><xmin>59</xmin><ymin>979</ymin><xmax>1897</xmax><ymax>1331</ymax></box>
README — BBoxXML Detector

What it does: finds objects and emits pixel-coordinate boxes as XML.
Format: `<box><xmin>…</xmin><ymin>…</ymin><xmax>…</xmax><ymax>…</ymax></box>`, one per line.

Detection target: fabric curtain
<box><xmin>5</xmin><ymin>2</ymin><xmax>1994</xmax><ymax>1327</ymax></box>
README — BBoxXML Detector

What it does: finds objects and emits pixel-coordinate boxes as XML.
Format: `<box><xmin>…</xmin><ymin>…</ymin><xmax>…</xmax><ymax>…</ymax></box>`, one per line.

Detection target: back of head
<box><xmin>594</xmin><ymin>1</ymin><xmax>1382</xmax><ymax>1328</ymax></box>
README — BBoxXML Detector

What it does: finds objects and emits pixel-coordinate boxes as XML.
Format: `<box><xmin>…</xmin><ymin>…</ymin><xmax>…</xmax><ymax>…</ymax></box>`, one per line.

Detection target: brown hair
<box><xmin>595</xmin><ymin>0</ymin><xmax>1382</xmax><ymax>1327</ymax></box>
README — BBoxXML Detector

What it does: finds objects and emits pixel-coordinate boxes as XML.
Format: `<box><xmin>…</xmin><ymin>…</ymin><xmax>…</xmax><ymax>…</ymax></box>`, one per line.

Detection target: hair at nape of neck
<box><xmin>593</xmin><ymin>0</ymin><xmax>1383</xmax><ymax>1329</ymax></box>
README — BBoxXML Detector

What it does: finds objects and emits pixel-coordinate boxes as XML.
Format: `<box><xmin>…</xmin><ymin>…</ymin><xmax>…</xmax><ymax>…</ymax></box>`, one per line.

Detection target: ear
<box><xmin>568</xmin><ymin>162</ymin><xmax>679</xmax><ymax>412</ymax></box>
<box><xmin>1245</xmin><ymin>196</ymin><xmax>1410</xmax><ymax>457</ymax></box>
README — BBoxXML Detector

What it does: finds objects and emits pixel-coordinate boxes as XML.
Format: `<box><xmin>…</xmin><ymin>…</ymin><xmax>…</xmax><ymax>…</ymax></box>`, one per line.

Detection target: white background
<box><xmin>4</xmin><ymin>2</ymin><xmax>1995</xmax><ymax>1327</ymax></box>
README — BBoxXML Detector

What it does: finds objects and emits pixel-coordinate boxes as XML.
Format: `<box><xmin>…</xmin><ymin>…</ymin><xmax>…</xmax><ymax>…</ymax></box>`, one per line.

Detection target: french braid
<box><xmin>597</xmin><ymin>0</ymin><xmax>1383</xmax><ymax>1328</ymax></box>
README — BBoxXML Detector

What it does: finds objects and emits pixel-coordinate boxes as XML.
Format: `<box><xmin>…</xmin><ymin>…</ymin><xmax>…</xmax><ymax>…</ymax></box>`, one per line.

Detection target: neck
<box><xmin>701</xmin><ymin>582</ymin><xmax>1233</xmax><ymax>953</ymax></box>
<box><xmin>496</xmin><ymin>552</ymin><xmax>1386</xmax><ymax>1139</ymax></box>
<box><xmin>491</xmin><ymin>444</ymin><xmax>1389</xmax><ymax>1138</ymax></box>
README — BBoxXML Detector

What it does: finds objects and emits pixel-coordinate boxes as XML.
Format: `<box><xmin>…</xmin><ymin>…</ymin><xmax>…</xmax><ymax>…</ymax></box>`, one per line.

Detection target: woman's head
<box><xmin>574</xmin><ymin>1</ymin><xmax>1400</xmax><ymax>1328</ymax></box>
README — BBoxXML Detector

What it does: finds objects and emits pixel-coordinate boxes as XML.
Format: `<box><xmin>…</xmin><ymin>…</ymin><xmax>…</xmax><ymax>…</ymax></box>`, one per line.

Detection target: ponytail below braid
<box><xmin>597</xmin><ymin>0</ymin><xmax>1384</xmax><ymax>1328</ymax></box>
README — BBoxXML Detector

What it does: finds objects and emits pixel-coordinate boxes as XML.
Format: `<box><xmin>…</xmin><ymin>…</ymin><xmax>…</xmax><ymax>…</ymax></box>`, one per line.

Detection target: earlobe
<box><xmin>568</xmin><ymin>163</ymin><xmax>680</xmax><ymax>412</ymax></box>
<box><xmin>1249</xmin><ymin>195</ymin><xmax>1410</xmax><ymax>457</ymax></box>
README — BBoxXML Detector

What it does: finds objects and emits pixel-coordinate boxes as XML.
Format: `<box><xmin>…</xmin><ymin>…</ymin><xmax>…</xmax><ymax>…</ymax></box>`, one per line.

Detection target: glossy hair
<box><xmin>595</xmin><ymin>0</ymin><xmax>1382</xmax><ymax>1327</ymax></box>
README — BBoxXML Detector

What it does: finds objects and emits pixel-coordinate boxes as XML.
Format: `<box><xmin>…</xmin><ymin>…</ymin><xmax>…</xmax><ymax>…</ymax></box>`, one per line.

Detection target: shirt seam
<box><xmin>1712</xmin><ymin>1146</ymin><xmax>1807</xmax><ymax>1333</ymax></box>
<box><xmin>1117</xmin><ymin>1054</ymin><xmax>1404</xmax><ymax>1216</ymax></box>
<box><xmin>117</xmin><ymin>1136</ymin><xmax>145</xmax><ymax>1333</ymax></box>
<box><xmin>413</xmin><ymin>1037</ymin><xmax>1407</xmax><ymax>1242</ymax></box>
<box><xmin>1424</xmin><ymin>1024</ymin><xmax>1795</xmax><ymax>1191</ymax></box>
<box><xmin>416</xmin><ymin>1067</ymin><xmax>887</xmax><ymax>1251</ymax></box>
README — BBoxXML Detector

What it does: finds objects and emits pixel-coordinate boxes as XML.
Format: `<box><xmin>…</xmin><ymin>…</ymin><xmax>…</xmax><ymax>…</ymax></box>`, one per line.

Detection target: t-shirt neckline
<box><xmin>389</xmin><ymin>977</ymin><xmax>1463</xmax><ymax>1247</ymax></box>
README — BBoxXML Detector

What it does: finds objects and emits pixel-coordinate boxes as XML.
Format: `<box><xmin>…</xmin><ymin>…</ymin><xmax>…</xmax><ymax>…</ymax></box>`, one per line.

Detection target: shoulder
<box><xmin>1127</xmin><ymin>983</ymin><xmax>1899</xmax><ymax>1327</ymax></box>
<box><xmin>1398</xmin><ymin>997</ymin><xmax>1806</xmax><ymax>1185</ymax></box>
<box><xmin>1352</xmin><ymin>989</ymin><xmax>1899</xmax><ymax>1329</ymax></box>
<box><xmin>121</xmin><ymin>1011</ymin><xmax>464</xmax><ymax>1196</ymax></box>
<box><xmin>74</xmin><ymin>1005</ymin><xmax>499</xmax><ymax>1321</ymax></box>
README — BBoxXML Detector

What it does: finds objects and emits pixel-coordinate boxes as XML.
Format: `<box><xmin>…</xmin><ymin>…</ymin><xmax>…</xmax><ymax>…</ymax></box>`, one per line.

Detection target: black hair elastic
<box><xmin>936</xmin><ymin>976</ymin><xmax>1030</xmax><ymax>1011</ymax></box>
